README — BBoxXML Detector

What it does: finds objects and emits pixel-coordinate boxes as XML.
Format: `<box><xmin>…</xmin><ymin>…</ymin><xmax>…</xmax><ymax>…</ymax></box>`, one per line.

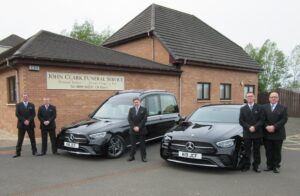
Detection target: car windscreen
<box><xmin>188</xmin><ymin>106</ymin><xmax>240</xmax><ymax>123</ymax></box>
<box><xmin>93</xmin><ymin>93</ymin><xmax>139</xmax><ymax>119</ymax></box>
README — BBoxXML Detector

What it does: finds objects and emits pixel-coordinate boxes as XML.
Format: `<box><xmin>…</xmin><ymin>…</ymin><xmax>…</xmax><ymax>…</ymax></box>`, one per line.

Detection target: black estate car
<box><xmin>57</xmin><ymin>90</ymin><xmax>180</xmax><ymax>158</ymax></box>
<box><xmin>160</xmin><ymin>104</ymin><xmax>245</xmax><ymax>168</ymax></box>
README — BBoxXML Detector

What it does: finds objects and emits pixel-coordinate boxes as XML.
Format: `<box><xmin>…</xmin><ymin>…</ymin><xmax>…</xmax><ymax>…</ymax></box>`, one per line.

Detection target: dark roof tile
<box><xmin>0</xmin><ymin>34</ymin><xmax>25</xmax><ymax>47</ymax></box>
<box><xmin>0</xmin><ymin>30</ymin><xmax>180</xmax><ymax>73</ymax></box>
<box><xmin>103</xmin><ymin>4</ymin><xmax>260</xmax><ymax>71</ymax></box>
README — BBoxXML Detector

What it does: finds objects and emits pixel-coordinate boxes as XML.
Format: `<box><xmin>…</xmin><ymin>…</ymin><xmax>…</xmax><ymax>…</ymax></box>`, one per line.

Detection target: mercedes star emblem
<box><xmin>185</xmin><ymin>142</ymin><xmax>195</xmax><ymax>151</ymax></box>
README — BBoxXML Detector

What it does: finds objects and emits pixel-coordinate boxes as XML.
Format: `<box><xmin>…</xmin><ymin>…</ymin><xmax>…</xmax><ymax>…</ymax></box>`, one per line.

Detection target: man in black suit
<box><xmin>37</xmin><ymin>97</ymin><xmax>58</xmax><ymax>155</ymax></box>
<box><xmin>127</xmin><ymin>97</ymin><xmax>148</xmax><ymax>162</ymax></box>
<box><xmin>239</xmin><ymin>92</ymin><xmax>264</xmax><ymax>172</ymax></box>
<box><xmin>263</xmin><ymin>91</ymin><xmax>288</xmax><ymax>173</ymax></box>
<box><xmin>13</xmin><ymin>94</ymin><xmax>37</xmax><ymax>158</ymax></box>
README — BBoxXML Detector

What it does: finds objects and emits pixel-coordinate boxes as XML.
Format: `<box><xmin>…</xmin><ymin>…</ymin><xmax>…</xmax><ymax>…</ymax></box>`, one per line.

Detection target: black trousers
<box><xmin>264</xmin><ymin>139</ymin><xmax>283</xmax><ymax>169</ymax></box>
<box><xmin>16</xmin><ymin>128</ymin><xmax>37</xmax><ymax>155</ymax></box>
<box><xmin>41</xmin><ymin>128</ymin><xmax>57</xmax><ymax>154</ymax></box>
<box><xmin>243</xmin><ymin>138</ymin><xmax>261</xmax><ymax>168</ymax></box>
<box><xmin>129</xmin><ymin>134</ymin><xmax>146</xmax><ymax>158</ymax></box>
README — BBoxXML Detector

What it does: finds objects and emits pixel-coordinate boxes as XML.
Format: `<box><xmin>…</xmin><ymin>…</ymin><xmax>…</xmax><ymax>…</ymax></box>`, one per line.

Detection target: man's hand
<box><xmin>133</xmin><ymin>126</ymin><xmax>139</xmax><ymax>132</ymax></box>
<box><xmin>43</xmin><ymin>121</ymin><xmax>50</xmax><ymax>126</ymax></box>
<box><xmin>249</xmin><ymin>126</ymin><xmax>256</xmax><ymax>133</ymax></box>
<box><xmin>266</xmin><ymin>125</ymin><xmax>275</xmax><ymax>133</ymax></box>
<box><xmin>24</xmin><ymin>120</ymin><xmax>29</xmax><ymax>126</ymax></box>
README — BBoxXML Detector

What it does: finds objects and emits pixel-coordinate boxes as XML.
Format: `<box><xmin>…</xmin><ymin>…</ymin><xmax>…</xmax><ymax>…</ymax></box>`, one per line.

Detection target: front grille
<box><xmin>171</xmin><ymin>140</ymin><xmax>216</xmax><ymax>154</ymax></box>
<box><xmin>64</xmin><ymin>133</ymin><xmax>89</xmax><ymax>144</ymax></box>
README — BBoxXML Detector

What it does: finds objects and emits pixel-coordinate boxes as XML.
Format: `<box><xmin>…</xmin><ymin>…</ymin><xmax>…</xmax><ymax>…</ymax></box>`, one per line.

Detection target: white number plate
<box><xmin>64</xmin><ymin>142</ymin><xmax>79</xmax><ymax>148</ymax></box>
<box><xmin>178</xmin><ymin>151</ymin><xmax>202</xmax><ymax>159</ymax></box>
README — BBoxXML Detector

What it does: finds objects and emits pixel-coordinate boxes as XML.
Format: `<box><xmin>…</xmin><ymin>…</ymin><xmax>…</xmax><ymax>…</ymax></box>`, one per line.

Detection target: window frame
<box><xmin>7</xmin><ymin>76</ymin><xmax>17</xmax><ymax>104</ymax></box>
<box><xmin>197</xmin><ymin>82</ymin><xmax>211</xmax><ymax>100</ymax></box>
<box><xmin>220</xmin><ymin>83</ymin><xmax>232</xmax><ymax>100</ymax></box>
<box><xmin>244</xmin><ymin>85</ymin><xmax>255</xmax><ymax>97</ymax></box>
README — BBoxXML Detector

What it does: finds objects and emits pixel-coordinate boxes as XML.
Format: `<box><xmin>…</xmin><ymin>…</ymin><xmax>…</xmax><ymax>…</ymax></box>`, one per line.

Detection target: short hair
<box><xmin>246</xmin><ymin>92</ymin><xmax>255</xmax><ymax>96</ymax></box>
<box><xmin>132</xmin><ymin>97</ymin><xmax>141</xmax><ymax>102</ymax></box>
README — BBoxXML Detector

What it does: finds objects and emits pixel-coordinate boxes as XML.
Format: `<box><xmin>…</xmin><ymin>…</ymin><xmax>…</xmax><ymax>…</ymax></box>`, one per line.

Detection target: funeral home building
<box><xmin>0</xmin><ymin>4</ymin><xmax>260</xmax><ymax>134</ymax></box>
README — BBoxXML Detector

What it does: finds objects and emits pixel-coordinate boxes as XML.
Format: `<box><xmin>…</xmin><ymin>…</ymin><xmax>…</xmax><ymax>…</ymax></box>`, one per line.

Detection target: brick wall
<box><xmin>0</xmin><ymin>65</ymin><xmax>179</xmax><ymax>135</ymax></box>
<box><xmin>180</xmin><ymin>65</ymin><xmax>258</xmax><ymax>116</ymax></box>
<box><xmin>110</xmin><ymin>37</ymin><xmax>170</xmax><ymax>65</ymax></box>
<box><xmin>108</xmin><ymin>37</ymin><xmax>259</xmax><ymax>116</ymax></box>
<box><xmin>0</xmin><ymin>69</ymin><xmax>18</xmax><ymax>134</ymax></box>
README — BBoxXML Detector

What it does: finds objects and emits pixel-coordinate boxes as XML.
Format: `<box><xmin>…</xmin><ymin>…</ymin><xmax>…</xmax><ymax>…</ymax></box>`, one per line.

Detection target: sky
<box><xmin>0</xmin><ymin>0</ymin><xmax>299</xmax><ymax>55</ymax></box>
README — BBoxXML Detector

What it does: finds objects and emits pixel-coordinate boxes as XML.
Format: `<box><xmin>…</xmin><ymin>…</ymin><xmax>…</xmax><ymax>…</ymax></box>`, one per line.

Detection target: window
<box><xmin>160</xmin><ymin>95</ymin><xmax>178</xmax><ymax>114</ymax></box>
<box><xmin>7</xmin><ymin>76</ymin><xmax>17</xmax><ymax>103</ymax></box>
<box><xmin>197</xmin><ymin>83</ymin><xmax>210</xmax><ymax>100</ymax></box>
<box><xmin>144</xmin><ymin>95</ymin><xmax>161</xmax><ymax>116</ymax></box>
<box><xmin>244</xmin><ymin>85</ymin><xmax>255</xmax><ymax>97</ymax></box>
<box><xmin>220</xmin><ymin>83</ymin><xmax>231</xmax><ymax>100</ymax></box>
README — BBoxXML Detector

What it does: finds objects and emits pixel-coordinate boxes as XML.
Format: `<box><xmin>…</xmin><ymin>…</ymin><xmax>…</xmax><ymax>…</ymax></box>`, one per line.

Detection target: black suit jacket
<box><xmin>16</xmin><ymin>102</ymin><xmax>36</xmax><ymax>129</ymax></box>
<box><xmin>263</xmin><ymin>103</ymin><xmax>288</xmax><ymax>140</ymax></box>
<box><xmin>239</xmin><ymin>103</ymin><xmax>264</xmax><ymax>139</ymax></box>
<box><xmin>38</xmin><ymin>104</ymin><xmax>57</xmax><ymax>130</ymax></box>
<box><xmin>128</xmin><ymin>106</ymin><xmax>148</xmax><ymax>135</ymax></box>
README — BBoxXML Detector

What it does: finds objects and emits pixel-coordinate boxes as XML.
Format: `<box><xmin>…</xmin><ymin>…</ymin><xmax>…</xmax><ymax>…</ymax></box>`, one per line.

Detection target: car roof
<box><xmin>116</xmin><ymin>89</ymin><xmax>171</xmax><ymax>95</ymax></box>
<box><xmin>201</xmin><ymin>104</ymin><xmax>244</xmax><ymax>109</ymax></box>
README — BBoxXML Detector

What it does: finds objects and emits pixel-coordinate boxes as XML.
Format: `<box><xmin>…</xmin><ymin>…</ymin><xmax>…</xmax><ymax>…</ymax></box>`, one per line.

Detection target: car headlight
<box><xmin>89</xmin><ymin>132</ymin><xmax>107</xmax><ymax>139</ymax></box>
<box><xmin>163</xmin><ymin>135</ymin><xmax>172</xmax><ymax>142</ymax></box>
<box><xmin>216</xmin><ymin>139</ymin><xmax>235</xmax><ymax>148</ymax></box>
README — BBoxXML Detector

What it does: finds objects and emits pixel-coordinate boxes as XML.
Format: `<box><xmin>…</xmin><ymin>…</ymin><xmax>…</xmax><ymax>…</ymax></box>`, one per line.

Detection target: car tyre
<box><xmin>107</xmin><ymin>135</ymin><xmax>126</xmax><ymax>158</ymax></box>
<box><xmin>233</xmin><ymin>140</ymin><xmax>245</xmax><ymax>169</ymax></box>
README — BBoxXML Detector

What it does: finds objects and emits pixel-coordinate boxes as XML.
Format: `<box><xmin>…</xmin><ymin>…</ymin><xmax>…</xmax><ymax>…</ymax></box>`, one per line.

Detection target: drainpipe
<box><xmin>179</xmin><ymin>58</ymin><xmax>187</xmax><ymax>115</ymax></box>
<box><xmin>147</xmin><ymin>31</ymin><xmax>155</xmax><ymax>61</ymax></box>
<box><xmin>6</xmin><ymin>58</ymin><xmax>20</xmax><ymax>103</ymax></box>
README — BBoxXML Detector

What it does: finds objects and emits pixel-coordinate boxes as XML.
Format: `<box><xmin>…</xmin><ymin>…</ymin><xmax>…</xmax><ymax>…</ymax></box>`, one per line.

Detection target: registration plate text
<box><xmin>64</xmin><ymin>142</ymin><xmax>79</xmax><ymax>148</ymax></box>
<box><xmin>178</xmin><ymin>151</ymin><xmax>202</xmax><ymax>159</ymax></box>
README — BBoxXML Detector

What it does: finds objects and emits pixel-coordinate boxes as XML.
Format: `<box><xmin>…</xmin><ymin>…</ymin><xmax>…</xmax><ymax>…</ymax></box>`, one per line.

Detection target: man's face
<box><xmin>246</xmin><ymin>93</ymin><xmax>255</xmax><ymax>104</ymax></box>
<box><xmin>43</xmin><ymin>98</ymin><xmax>50</xmax><ymax>105</ymax></box>
<box><xmin>133</xmin><ymin>99</ymin><xmax>140</xmax><ymax>107</ymax></box>
<box><xmin>269</xmin><ymin>92</ymin><xmax>279</xmax><ymax>104</ymax></box>
<box><xmin>23</xmin><ymin>94</ymin><xmax>28</xmax><ymax>102</ymax></box>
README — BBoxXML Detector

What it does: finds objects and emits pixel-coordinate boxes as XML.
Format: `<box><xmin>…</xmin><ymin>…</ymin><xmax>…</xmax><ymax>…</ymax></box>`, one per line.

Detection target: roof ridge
<box><xmin>14</xmin><ymin>30</ymin><xmax>45</xmax><ymax>56</ymax></box>
<box><xmin>150</xmin><ymin>4</ymin><xmax>155</xmax><ymax>31</ymax></box>
<box><xmin>152</xmin><ymin>3</ymin><xmax>196</xmax><ymax>18</ymax></box>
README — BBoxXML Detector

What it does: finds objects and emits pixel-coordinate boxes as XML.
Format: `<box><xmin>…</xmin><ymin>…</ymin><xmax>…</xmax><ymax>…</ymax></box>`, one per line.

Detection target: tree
<box><xmin>62</xmin><ymin>20</ymin><xmax>112</xmax><ymax>45</ymax></box>
<box><xmin>287</xmin><ymin>44</ymin><xmax>300</xmax><ymax>88</ymax></box>
<box><xmin>244</xmin><ymin>40</ymin><xmax>289</xmax><ymax>93</ymax></box>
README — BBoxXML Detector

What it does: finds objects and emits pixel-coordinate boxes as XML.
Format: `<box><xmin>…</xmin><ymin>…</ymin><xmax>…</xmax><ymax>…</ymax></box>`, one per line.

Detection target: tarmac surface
<box><xmin>0</xmin><ymin>117</ymin><xmax>300</xmax><ymax>196</ymax></box>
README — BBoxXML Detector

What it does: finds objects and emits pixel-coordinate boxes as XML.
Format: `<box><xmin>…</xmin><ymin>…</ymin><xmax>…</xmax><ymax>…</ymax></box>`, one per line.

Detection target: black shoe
<box><xmin>32</xmin><ymin>151</ymin><xmax>37</xmax><ymax>156</ymax></box>
<box><xmin>13</xmin><ymin>154</ymin><xmax>21</xmax><ymax>158</ymax></box>
<box><xmin>127</xmin><ymin>156</ymin><xmax>135</xmax><ymax>161</ymax></box>
<box><xmin>53</xmin><ymin>152</ymin><xmax>60</xmax><ymax>155</ymax></box>
<box><xmin>37</xmin><ymin>153</ymin><xmax>46</xmax><ymax>156</ymax></box>
<box><xmin>253</xmin><ymin>167</ymin><xmax>261</xmax><ymax>173</ymax></box>
<box><xmin>141</xmin><ymin>157</ymin><xmax>147</xmax><ymax>162</ymax></box>
<box><xmin>273</xmin><ymin>168</ymin><xmax>280</xmax><ymax>173</ymax></box>
<box><xmin>264</xmin><ymin>167</ymin><xmax>273</xmax><ymax>172</ymax></box>
<box><xmin>241</xmin><ymin>167</ymin><xmax>249</xmax><ymax>172</ymax></box>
